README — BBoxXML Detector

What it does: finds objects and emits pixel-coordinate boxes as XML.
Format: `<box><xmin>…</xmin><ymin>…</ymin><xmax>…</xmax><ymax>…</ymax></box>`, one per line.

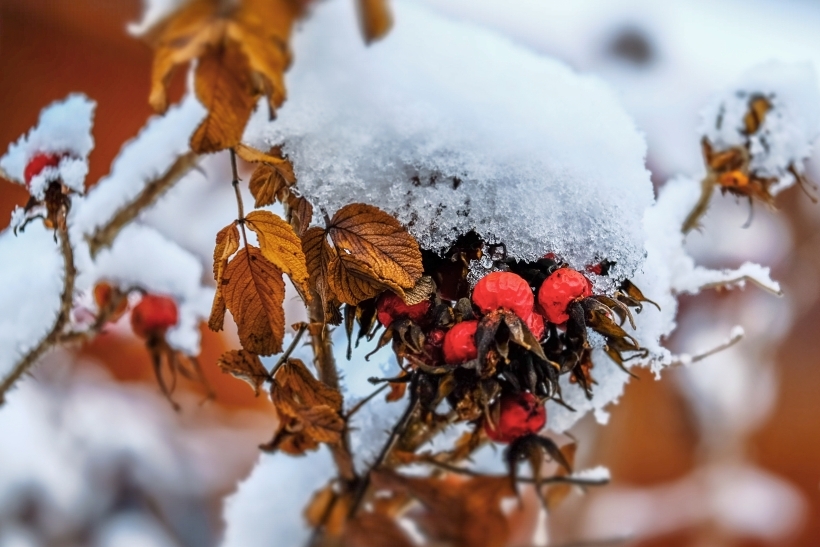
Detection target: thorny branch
<box><xmin>0</xmin><ymin>224</ymin><xmax>76</xmax><ymax>405</ymax></box>
<box><xmin>87</xmin><ymin>151</ymin><xmax>199</xmax><ymax>257</ymax></box>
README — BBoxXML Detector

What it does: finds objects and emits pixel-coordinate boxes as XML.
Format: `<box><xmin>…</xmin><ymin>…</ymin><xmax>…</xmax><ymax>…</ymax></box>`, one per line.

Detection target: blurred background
<box><xmin>1</xmin><ymin>1</ymin><xmax>820</xmax><ymax>546</ymax></box>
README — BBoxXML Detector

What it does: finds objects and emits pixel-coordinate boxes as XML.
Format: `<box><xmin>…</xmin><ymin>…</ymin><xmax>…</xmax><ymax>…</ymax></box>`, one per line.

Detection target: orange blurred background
<box><xmin>1</xmin><ymin>2</ymin><xmax>819</xmax><ymax>546</ymax></box>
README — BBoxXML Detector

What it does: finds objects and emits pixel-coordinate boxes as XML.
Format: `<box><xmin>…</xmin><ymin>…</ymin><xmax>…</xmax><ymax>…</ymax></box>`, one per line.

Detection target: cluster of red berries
<box><xmin>375</xmin><ymin>267</ymin><xmax>594</xmax><ymax>443</ymax></box>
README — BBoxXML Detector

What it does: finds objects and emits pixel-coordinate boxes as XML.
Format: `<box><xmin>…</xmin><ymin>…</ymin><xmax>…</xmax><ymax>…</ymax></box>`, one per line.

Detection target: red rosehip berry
<box><xmin>523</xmin><ymin>310</ymin><xmax>545</xmax><ymax>340</ymax></box>
<box><xmin>24</xmin><ymin>152</ymin><xmax>62</xmax><ymax>188</ymax></box>
<box><xmin>443</xmin><ymin>320</ymin><xmax>478</xmax><ymax>364</ymax></box>
<box><xmin>484</xmin><ymin>391</ymin><xmax>546</xmax><ymax>444</ymax></box>
<box><xmin>472</xmin><ymin>271</ymin><xmax>534</xmax><ymax>319</ymax></box>
<box><xmin>376</xmin><ymin>292</ymin><xmax>431</xmax><ymax>327</ymax></box>
<box><xmin>537</xmin><ymin>268</ymin><xmax>592</xmax><ymax>324</ymax></box>
<box><xmin>131</xmin><ymin>294</ymin><xmax>178</xmax><ymax>339</ymax></box>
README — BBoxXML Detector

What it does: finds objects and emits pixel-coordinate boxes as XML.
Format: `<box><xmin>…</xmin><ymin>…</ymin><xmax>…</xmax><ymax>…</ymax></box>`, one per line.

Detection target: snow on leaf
<box><xmin>222</xmin><ymin>246</ymin><xmax>286</xmax><ymax>355</ymax></box>
<box><xmin>244</xmin><ymin>210</ymin><xmax>310</xmax><ymax>300</ymax></box>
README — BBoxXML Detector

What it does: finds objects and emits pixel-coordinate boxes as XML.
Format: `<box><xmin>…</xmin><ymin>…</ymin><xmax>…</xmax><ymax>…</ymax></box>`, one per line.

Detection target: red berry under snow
<box><xmin>443</xmin><ymin>320</ymin><xmax>478</xmax><ymax>364</ymax></box>
<box><xmin>484</xmin><ymin>391</ymin><xmax>546</xmax><ymax>444</ymax></box>
<box><xmin>537</xmin><ymin>268</ymin><xmax>591</xmax><ymax>324</ymax></box>
<box><xmin>131</xmin><ymin>294</ymin><xmax>179</xmax><ymax>339</ymax></box>
<box><xmin>376</xmin><ymin>292</ymin><xmax>431</xmax><ymax>327</ymax></box>
<box><xmin>472</xmin><ymin>271</ymin><xmax>534</xmax><ymax>319</ymax></box>
<box><xmin>24</xmin><ymin>152</ymin><xmax>62</xmax><ymax>188</ymax></box>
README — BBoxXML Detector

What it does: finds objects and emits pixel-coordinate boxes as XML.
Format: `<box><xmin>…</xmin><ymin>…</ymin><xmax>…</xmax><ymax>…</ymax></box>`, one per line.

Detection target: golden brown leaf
<box><xmin>356</xmin><ymin>0</ymin><xmax>393</xmax><ymax>45</ymax></box>
<box><xmin>304</xmin><ymin>486</ymin><xmax>351</xmax><ymax>537</ymax></box>
<box><xmin>245</xmin><ymin>210</ymin><xmax>310</xmax><ymax>300</ymax></box>
<box><xmin>222</xmin><ymin>246</ymin><xmax>286</xmax><ymax>355</ymax></box>
<box><xmin>268</xmin><ymin>358</ymin><xmax>345</xmax><ymax>453</ymax></box>
<box><xmin>191</xmin><ymin>42</ymin><xmax>258</xmax><ymax>153</ymax></box>
<box><xmin>144</xmin><ymin>0</ymin><xmax>303</xmax><ymax>140</ymax></box>
<box><xmin>209</xmin><ymin>222</ymin><xmax>240</xmax><ymax>331</ymax></box>
<box><xmin>403</xmin><ymin>275</ymin><xmax>435</xmax><ymax>306</ymax></box>
<box><xmin>235</xmin><ymin>144</ymin><xmax>298</xmax><ymax>208</ymax></box>
<box><xmin>372</xmin><ymin>470</ymin><xmax>517</xmax><ymax>547</ymax></box>
<box><xmin>303</xmin><ymin>204</ymin><xmax>423</xmax><ymax>319</ymax></box>
<box><xmin>217</xmin><ymin>349</ymin><xmax>269</xmax><ymax>395</ymax></box>
<box><xmin>285</xmin><ymin>192</ymin><xmax>313</xmax><ymax>236</ymax></box>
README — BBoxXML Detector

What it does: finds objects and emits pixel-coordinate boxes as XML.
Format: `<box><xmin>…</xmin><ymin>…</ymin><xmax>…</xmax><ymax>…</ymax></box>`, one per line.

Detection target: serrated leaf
<box><xmin>191</xmin><ymin>42</ymin><xmax>258</xmax><ymax>153</ymax></box>
<box><xmin>222</xmin><ymin>246</ymin><xmax>285</xmax><ymax>355</ymax></box>
<box><xmin>303</xmin><ymin>204</ymin><xmax>423</xmax><ymax>320</ymax></box>
<box><xmin>235</xmin><ymin>144</ymin><xmax>297</xmax><ymax>207</ymax></box>
<box><xmin>267</xmin><ymin>358</ymin><xmax>345</xmax><ymax>453</ymax></box>
<box><xmin>209</xmin><ymin>222</ymin><xmax>241</xmax><ymax>331</ymax></box>
<box><xmin>245</xmin><ymin>210</ymin><xmax>310</xmax><ymax>300</ymax></box>
<box><xmin>217</xmin><ymin>349</ymin><xmax>269</xmax><ymax>395</ymax></box>
<box><xmin>285</xmin><ymin>192</ymin><xmax>312</xmax><ymax>237</ymax></box>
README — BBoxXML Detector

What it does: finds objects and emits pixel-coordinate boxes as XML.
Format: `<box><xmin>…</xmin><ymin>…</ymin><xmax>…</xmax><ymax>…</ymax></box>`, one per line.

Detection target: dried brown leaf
<box><xmin>236</xmin><ymin>144</ymin><xmax>297</xmax><ymax>207</ymax></box>
<box><xmin>372</xmin><ymin>470</ymin><xmax>516</xmax><ymax>547</ymax></box>
<box><xmin>217</xmin><ymin>349</ymin><xmax>269</xmax><ymax>395</ymax></box>
<box><xmin>191</xmin><ymin>42</ymin><xmax>258</xmax><ymax>153</ymax></box>
<box><xmin>209</xmin><ymin>222</ymin><xmax>240</xmax><ymax>331</ymax></box>
<box><xmin>285</xmin><ymin>192</ymin><xmax>313</xmax><ymax>237</ymax></box>
<box><xmin>245</xmin><ymin>210</ymin><xmax>310</xmax><ymax>299</ymax></box>
<box><xmin>343</xmin><ymin>512</ymin><xmax>414</xmax><ymax>547</ymax></box>
<box><xmin>222</xmin><ymin>246</ymin><xmax>286</xmax><ymax>355</ymax></box>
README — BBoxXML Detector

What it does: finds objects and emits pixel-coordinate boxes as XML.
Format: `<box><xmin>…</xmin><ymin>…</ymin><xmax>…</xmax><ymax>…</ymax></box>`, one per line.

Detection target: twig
<box><xmin>682</xmin><ymin>174</ymin><xmax>716</xmax><ymax>235</ymax></box>
<box><xmin>697</xmin><ymin>275</ymin><xmax>783</xmax><ymax>296</ymax></box>
<box><xmin>230</xmin><ymin>148</ymin><xmax>249</xmax><ymax>247</ymax></box>
<box><xmin>87</xmin><ymin>152</ymin><xmax>199</xmax><ymax>257</ymax></box>
<box><xmin>344</xmin><ymin>384</ymin><xmax>389</xmax><ymax>420</ymax></box>
<box><xmin>670</xmin><ymin>327</ymin><xmax>744</xmax><ymax>366</ymax></box>
<box><xmin>421</xmin><ymin>459</ymin><xmax>611</xmax><ymax>487</ymax></box>
<box><xmin>270</xmin><ymin>323</ymin><xmax>308</xmax><ymax>378</ymax></box>
<box><xmin>348</xmin><ymin>376</ymin><xmax>420</xmax><ymax>518</ymax></box>
<box><xmin>0</xmin><ymin>226</ymin><xmax>76</xmax><ymax>405</ymax></box>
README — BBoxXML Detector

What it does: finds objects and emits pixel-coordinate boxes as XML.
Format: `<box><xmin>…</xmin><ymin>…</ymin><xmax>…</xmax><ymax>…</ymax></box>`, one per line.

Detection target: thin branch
<box><xmin>348</xmin><ymin>377</ymin><xmax>419</xmax><ymax>518</ymax></box>
<box><xmin>421</xmin><ymin>459</ymin><xmax>611</xmax><ymax>488</ymax></box>
<box><xmin>230</xmin><ymin>148</ymin><xmax>249</xmax><ymax>247</ymax></box>
<box><xmin>697</xmin><ymin>275</ymin><xmax>783</xmax><ymax>296</ymax></box>
<box><xmin>669</xmin><ymin>327</ymin><xmax>744</xmax><ymax>367</ymax></box>
<box><xmin>87</xmin><ymin>152</ymin><xmax>199</xmax><ymax>257</ymax></box>
<box><xmin>344</xmin><ymin>384</ymin><xmax>389</xmax><ymax>420</ymax></box>
<box><xmin>270</xmin><ymin>323</ymin><xmax>308</xmax><ymax>378</ymax></box>
<box><xmin>0</xmin><ymin>225</ymin><xmax>76</xmax><ymax>405</ymax></box>
<box><xmin>682</xmin><ymin>174</ymin><xmax>716</xmax><ymax>235</ymax></box>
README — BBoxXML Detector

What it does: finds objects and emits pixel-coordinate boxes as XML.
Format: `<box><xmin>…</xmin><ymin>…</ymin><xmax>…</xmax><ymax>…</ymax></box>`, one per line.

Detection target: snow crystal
<box><xmin>700</xmin><ymin>62</ymin><xmax>820</xmax><ymax>193</ymax></box>
<box><xmin>0</xmin><ymin>223</ymin><xmax>63</xmax><ymax>381</ymax></box>
<box><xmin>244</xmin><ymin>0</ymin><xmax>654</xmax><ymax>278</ymax></box>
<box><xmin>0</xmin><ymin>94</ymin><xmax>95</xmax><ymax>199</ymax></box>
<box><xmin>571</xmin><ymin>465</ymin><xmax>611</xmax><ymax>482</ymax></box>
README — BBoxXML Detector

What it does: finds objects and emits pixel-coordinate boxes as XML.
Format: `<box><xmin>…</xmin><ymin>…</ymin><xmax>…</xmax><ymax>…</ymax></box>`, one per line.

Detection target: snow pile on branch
<box><xmin>0</xmin><ymin>94</ymin><xmax>95</xmax><ymax>199</ymax></box>
<box><xmin>244</xmin><ymin>0</ymin><xmax>654</xmax><ymax>279</ymax></box>
<box><xmin>700</xmin><ymin>62</ymin><xmax>820</xmax><ymax>193</ymax></box>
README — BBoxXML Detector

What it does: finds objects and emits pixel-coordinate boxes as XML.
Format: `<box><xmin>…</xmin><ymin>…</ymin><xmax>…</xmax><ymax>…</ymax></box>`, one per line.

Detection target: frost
<box><xmin>571</xmin><ymin>466</ymin><xmax>611</xmax><ymax>482</ymax></box>
<box><xmin>244</xmin><ymin>0</ymin><xmax>654</xmax><ymax>278</ymax></box>
<box><xmin>700</xmin><ymin>62</ymin><xmax>820</xmax><ymax>193</ymax></box>
<box><xmin>0</xmin><ymin>94</ymin><xmax>95</xmax><ymax>199</ymax></box>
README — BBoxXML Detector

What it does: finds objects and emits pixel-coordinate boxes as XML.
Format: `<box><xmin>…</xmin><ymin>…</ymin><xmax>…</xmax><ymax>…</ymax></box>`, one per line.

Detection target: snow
<box><xmin>72</xmin><ymin>94</ymin><xmax>205</xmax><ymax>236</ymax></box>
<box><xmin>0</xmin><ymin>94</ymin><xmax>95</xmax><ymax>199</ymax></box>
<box><xmin>0</xmin><ymin>223</ymin><xmax>64</xmax><ymax>380</ymax></box>
<box><xmin>244</xmin><ymin>0</ymin><xmax>654</xmax><ymax>279</ymax></box>
<box><xmin>79</xmin><ymin>224</ymin><xmax>214</xmax><ymax>354</ymax></box>
<box><xmin>700</xmin><ymin>62</ymin><xmax>820</xmax><ymax>193</ymax></box>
